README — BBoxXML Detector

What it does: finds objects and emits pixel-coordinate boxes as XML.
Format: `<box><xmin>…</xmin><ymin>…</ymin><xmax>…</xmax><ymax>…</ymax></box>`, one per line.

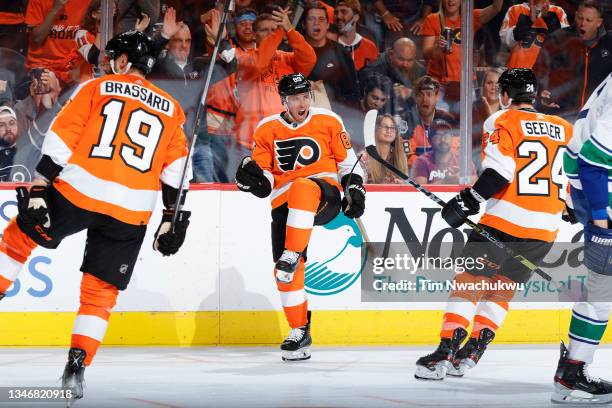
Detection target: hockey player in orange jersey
<box><xmin>415</xmin><ymin>68</ymin><xmax>574</xmax><ymax>380</ymax></box>
<box><xmin>0</xmin><ymin>31</ymin><xmax>191</xmax><ymax>401</ymax></box>
<box><xmin>235</xmin><ymin>73</ymin><xmax>366</xmax><ymax>361</ymax></box>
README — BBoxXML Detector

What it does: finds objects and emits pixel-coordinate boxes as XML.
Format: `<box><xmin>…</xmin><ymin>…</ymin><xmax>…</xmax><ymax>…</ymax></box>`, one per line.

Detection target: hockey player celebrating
<box><xmin>0</xmin><ymin>31</ymin><xmax>191</xmax><ymax>401</ymax></box>
<box><xmin>235</xmin><ymin>73</ymin><xmax>366</xmax><ymax>361</ymax></box>
<box><xmin>551</xmin><ymin>73</ymin><xmax>612</xmax><ymax>404</ymax></box>
<box><xmin>415</xmin><ymin>68</ymin><xmax>574</xmax><ymax>380</ymax></box>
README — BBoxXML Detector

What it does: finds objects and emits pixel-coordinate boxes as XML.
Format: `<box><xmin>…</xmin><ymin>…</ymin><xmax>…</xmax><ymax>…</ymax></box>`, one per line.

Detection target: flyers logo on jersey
<box><xmin>275</xmin><ymin>138</ymin><xmax>321</xmax><ymax>172</ymax></box>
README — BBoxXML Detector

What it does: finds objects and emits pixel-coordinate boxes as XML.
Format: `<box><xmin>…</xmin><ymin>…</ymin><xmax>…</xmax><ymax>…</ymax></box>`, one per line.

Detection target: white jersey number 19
<box><xmin>90</xmin><ymin>99</ymin><xmax>162</xmax><ymax>172</ymax></box>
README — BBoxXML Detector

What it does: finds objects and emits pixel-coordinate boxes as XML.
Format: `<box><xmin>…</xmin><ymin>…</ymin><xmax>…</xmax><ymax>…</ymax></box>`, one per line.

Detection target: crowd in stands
<box><xmin>0</xmin><ymin>0</ymin><xmax>611</xmax><ymax>185</ymax></box>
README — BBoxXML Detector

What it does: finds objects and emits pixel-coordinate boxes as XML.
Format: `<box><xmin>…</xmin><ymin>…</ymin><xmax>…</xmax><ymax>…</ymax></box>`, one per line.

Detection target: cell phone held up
<box><xmin>30</xmin><ymin>68</ymin><xmax>51</xmax><ymax>95</ymax></box>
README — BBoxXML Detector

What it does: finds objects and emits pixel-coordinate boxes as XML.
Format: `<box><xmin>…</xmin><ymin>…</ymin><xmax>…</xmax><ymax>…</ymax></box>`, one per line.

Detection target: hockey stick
<box><xmin>343</xmin><ymin>153</ymin><xmax>377</xmax><ymax>260</ymax></box>
<box><xmin>362</xmin><ymin>110</ymin><xmax>554</xmax><ymax>282</ymax></box>
<box><xmin>171</xmin><ymin>0</ymin><xmax>235</xmax><ymax>230</ymax></box>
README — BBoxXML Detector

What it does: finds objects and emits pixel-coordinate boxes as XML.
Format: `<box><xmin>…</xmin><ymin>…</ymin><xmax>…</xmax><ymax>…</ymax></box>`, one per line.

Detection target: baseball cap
<box><xmin>428</xmin><ymin>118</ymin><xmax>452</xmax><ymax>140</ymax></box>
<box><xmin>0</xmin><ymin>106</ymin><xmax>17</xmax><ymax>120</ymax></box>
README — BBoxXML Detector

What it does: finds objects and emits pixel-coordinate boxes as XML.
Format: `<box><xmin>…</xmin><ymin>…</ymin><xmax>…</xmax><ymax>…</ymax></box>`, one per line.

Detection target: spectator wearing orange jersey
<box><xmin>0</xmin><ymin>1</ymin><xmax>28</xmax><ymax>54</ymax></box>
<box><xmin>25</xmin><ymin>0</ymin><xmax>90</xmax><ymax>87</ymax></box>
<box><xmin>235</xmin><ymin>7</ymin><xmax>316</xmax><ymax>151</ymax></box>
<box><xmin>421</xmin><ymin>0</ymin><xmax>503</xmax><ymax>113</ymax></box>
<box><xmin>335</xmin><ymin>0</ymin><xmax>379</xmax><ymax>71</ymax></box>
<box><xmin>500</xmin><ymin>0</ymin><xmax>569</xmax><ymax>69</ymax></box>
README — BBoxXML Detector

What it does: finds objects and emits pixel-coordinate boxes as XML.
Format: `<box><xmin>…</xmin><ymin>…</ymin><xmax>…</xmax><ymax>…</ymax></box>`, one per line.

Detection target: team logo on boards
<box><xmin>274</xmin><ymin>138</ymin><xmax>321</xmax><ymax>172</ymax></box>
<box><xmin>304</xmin><ymin>213</ymin><xmax>366</xmax><ymax>296</ymax></box>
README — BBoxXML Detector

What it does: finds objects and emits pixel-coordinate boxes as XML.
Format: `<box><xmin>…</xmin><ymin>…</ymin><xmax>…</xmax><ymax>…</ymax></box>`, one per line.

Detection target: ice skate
<box><xmin>415</xmin><ymin>328</ymin><xmax>467</xmax><ymax>380</ymax></box>
<box><xmin>0</xmin><ymin>292</ymin><xmax>4</xmax><ymax>301</ymax></box>
<box><xmin>61</xmin><ymin>348</ymin><xmax>86</xmax><ymax>406</ymax></box>
<box><xmin>447</xmin><ymin>328</ymin><xmax>495</xmax><ymax>377</ymax></box>
<box><xmin>281</xmin><ymin>311</ymin><xmax>312</xmax><ymax>361</ymax></box>
<box><xmin>551</xmin><ymin>342</ymin><xmax>612</xmax><ymax>404</ymax></box>
<box><xmin>275</xmin><ymin>249</ymin><xmax>302</xmax><ymax>283</ymax></box>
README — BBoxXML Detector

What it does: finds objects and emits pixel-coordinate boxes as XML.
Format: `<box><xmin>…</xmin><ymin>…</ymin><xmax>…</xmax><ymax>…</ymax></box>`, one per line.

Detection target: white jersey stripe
<box><xmin>485</xmin><ymin>198</ymin><xmax>562</xmax><ymax>231</ymax></box>
<box><xmin>161</xmin><ymin>156</ymin><xmax>191</xmax><ymax>189</ymax></box>
<box><xmin>59</xmin><ymin>164</ymin><xmax>158</xmax><ymax>212</ymax></box>
<box><xmin>42</xmin><ymin>130</ymin><xmax>73</xmax><ymax>167</ymax></box>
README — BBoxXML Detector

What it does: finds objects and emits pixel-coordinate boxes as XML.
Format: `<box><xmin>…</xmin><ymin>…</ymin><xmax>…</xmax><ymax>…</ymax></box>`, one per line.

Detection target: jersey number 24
<box><xmin>516</xmin><ymin>140</ymin><xmax>567</xmax><ymax>202</ymax></box>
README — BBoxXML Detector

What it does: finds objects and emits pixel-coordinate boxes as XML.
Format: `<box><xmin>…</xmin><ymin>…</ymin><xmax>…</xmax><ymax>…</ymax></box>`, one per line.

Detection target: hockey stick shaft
<box><xmin>343</xmin><ymin>154</ymin><xmax>378</xmax><ymax>259</ymax></box>
<box><xmin>171</xmin><ymin>0</ymin><xmax>235</xmax><ymax>230</ymax></box>
<box><xmin>362</xmin><ymin>111</ymin><xmax>553</xmax><ymax>282</ymax></box>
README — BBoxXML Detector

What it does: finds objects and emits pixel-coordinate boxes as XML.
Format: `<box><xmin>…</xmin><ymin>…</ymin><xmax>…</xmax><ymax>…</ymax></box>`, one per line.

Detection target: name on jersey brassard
<box><xmin>275</xmin><ymin>137</ymin><xmax>321</xmax><ymax>172</ymax></box>
<box><xmin>101</xmin><ymin>81</ymin><xmax>174</xmax><ymax>116</ymax></box>
<box><xmin>520</xmin><ymin>120</ymin><xmax>565</xmax><ymax>142</ymax></box>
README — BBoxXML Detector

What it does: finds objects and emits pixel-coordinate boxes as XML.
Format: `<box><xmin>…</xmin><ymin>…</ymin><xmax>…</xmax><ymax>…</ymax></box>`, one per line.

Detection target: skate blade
<box><xmin>281</xmin><ymin>347</ymin><xmax>311</xmax><ymax>361</ymax></box>
<box><xmin>446</xmin><ymin>363</ymin><xmax>466</xmax><ymax>377</ymax></box>
<box><xmin>551</xmin><ymin>383</ymin><xmax>612</xmax><ymax>404</ymax></box>
<box><xmin>414</xmin><ymin>361</ymin><xmax>449</xmax><ymax>380</ymax></box>
<box><xmin>447</xmin><ymin>359</ymin><xmax>476</xmax><ymax>377</ymax></box>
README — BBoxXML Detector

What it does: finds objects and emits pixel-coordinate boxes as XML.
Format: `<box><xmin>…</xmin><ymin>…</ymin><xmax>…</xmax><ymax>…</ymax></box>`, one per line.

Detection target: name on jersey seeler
<box><xmin>520</xmin><ymin>120</ymin><xmax>565</xmax><ymax>141</ymax></box>
<box><xmin>101</xmin><ymin>81</ymin><xmax>174</xmax><ymax>116</ymax></box>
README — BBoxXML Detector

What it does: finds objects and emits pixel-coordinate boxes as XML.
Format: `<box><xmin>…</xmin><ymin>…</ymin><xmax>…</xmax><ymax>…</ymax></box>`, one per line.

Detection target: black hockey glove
<box><xmin>16</xmin><ymin>185</ymin><xmax>51</xmax><ymax>229</ymax></box>
<box><xmin>513</xmin><ymin>14</ymin><xmax>535</xmax><ymax>44</ymax></box>
<box><xmin>235</xmin><ymin>157</ymin><xmax>272</xmax><ymax>198</ymax></box>
<box><xmin>441</xmin><ymin>188</ymin><xmax>481</xmax><ymax>228</ymax></box>
<box><xmin>341</xmin><ymin>174</ymin><xmax>366</xmax><ymax>219</ymax></box>
<box><xmin>153</xmin><ymin>209</ymin><xmax>191</xmax><ymax>256</ymax></box>
<box><xmin>542</xmin><ymin>11</ymin><xmax>561</xmax><ymax>33</ymax></box>
<box><xmin>562</xmin><ymin>205</ymin><xmax>578</xmax><ymax>224</ymax></box>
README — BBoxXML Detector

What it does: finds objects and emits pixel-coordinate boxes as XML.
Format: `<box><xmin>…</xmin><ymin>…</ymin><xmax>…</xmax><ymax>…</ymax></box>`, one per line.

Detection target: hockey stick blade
<box><xmin>363</xmin><ymin>127</ymin><xmax>553</xmax><ymax>282</ymax></box>
<box><xmin>363</xmin><ymin>109</ymin><xmax>378</xmax><ymax>149</ymax></box>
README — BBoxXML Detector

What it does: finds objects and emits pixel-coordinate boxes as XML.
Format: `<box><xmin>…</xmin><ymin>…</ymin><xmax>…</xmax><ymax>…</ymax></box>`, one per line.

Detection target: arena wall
<box><xmin>0</xmin><ymin>185</ymin><xmax>594</xmax><ymax>346</ymax></box>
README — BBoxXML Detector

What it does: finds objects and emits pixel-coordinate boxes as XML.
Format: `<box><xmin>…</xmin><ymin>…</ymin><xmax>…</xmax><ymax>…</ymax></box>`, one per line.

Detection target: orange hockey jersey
<box><xmin>500</xmin><ymin>3</ymin><xmax>569</xmax><ymax>69</ymax></box>
<box><xmin>251</xmin><ymin>107</ymin><xmax>364</xmax><ymax>209</ymax></box>
<box><xmin>43</xmin><ymin>74</ymin><xmax>191</xmax><ymax>225</ymax></box>
<box><xmin>479</xmin><ymin>108</ymin><xmax>573</xmax><ymax>242</ymax></box>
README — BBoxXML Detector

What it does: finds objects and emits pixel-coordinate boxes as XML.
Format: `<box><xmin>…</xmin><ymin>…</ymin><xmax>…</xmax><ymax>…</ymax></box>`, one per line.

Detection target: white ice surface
<box><xmin>2</xmin><ymin>346</ymin><xmax>612</xmax><ymax>408</ymax></box>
